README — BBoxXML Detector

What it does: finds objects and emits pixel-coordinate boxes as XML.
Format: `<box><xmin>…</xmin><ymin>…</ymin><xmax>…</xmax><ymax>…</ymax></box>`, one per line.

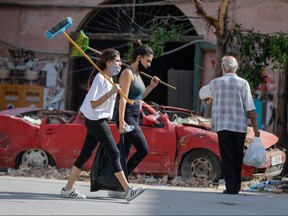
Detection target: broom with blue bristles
<box><xmin>45</xmin><ymin>17</ymin><xmax>134</xmax><ymax>105</ymax></box>
<box><xmin>70</xmin><ymin>30</ymin><xmax>177</xmax><ymax>90</ymax></box>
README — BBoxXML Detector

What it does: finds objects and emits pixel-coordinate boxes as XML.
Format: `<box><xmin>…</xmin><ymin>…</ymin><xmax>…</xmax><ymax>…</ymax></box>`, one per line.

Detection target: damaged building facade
<box><xmin>0</xmin><ymin>0</ymin><xmax>287</xmax><ymax>146</ymax></box>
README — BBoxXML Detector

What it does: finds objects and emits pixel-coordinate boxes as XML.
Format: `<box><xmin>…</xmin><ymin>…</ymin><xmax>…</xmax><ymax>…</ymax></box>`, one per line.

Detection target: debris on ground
<box><xmin>1</xmin><ymin>164</ymin><xmax>287</xmax><ymax>194</ymax></box>
<box><xmin>243</xmin><ymin>176</ymin><xmax>288</xmax><ymax>194</ymax></box>
<box><xmin>0</xmin><ymin>165</ymin><xmax>217</xmax><ymax>188</ymax></box>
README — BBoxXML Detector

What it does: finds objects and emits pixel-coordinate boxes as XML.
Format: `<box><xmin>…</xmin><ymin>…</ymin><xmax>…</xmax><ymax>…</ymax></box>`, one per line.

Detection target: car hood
<box><xmin>246</xmin><ymin>127</ymin><xmax>279</xmax><ymax>149</ymax></box>
<box><xmin>171</xmin><ymin>114</ymin><xmax>278</xmax><ymax>149</ymax></box>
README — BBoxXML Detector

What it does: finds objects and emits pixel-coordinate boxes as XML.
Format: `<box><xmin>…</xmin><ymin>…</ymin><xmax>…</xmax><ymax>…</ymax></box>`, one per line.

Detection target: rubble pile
<box><xmin>1</xmin><ymin>164</ymin><xmax>216</xmax><ymax>188</ymax></box>
<box><xmin>243</xmin><ymin>177</ymin><xmax>288</xmax><ymax>194</ymax></box>
<box><xmin>1</xmin><ymin>164</ymin><xmax>91</xmax><ymax>182</ymax></box>
<box><xmin>128</xmin><ymin>174</ymin><xmax>217</xmax><ymax>188</ymax></box>
<box><xmin>1</xmin><ymin>164</ymin><xmax>288</xmax><ymax>194</ymax></box>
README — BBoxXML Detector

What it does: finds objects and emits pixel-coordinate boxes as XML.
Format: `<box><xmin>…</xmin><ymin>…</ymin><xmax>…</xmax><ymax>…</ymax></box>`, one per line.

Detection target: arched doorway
<box><xmin>69</xmin><ymin>0</ymin><xmax>200</xmax><ymax>111</ymax></box>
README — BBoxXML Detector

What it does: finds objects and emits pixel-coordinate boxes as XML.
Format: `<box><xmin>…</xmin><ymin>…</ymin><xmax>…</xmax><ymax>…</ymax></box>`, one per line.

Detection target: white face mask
<box><xmin>110</xmin><ymin>65</ymin><xmax>121</xmax><ymax>76</ymax></box>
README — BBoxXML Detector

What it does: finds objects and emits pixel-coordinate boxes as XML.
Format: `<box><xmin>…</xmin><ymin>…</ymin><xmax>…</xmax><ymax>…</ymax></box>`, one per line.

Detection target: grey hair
<box><xmin>221</xmin><ymin>56</ymin><xmax>238</xmax><ymax>73</ymax></box>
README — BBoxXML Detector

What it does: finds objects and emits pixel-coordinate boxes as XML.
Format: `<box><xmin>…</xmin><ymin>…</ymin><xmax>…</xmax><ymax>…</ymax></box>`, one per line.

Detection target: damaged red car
<box><xmin>0</xmin><ymin>102</ymin><xmax>286</xmax><ymax>182</ymax></box>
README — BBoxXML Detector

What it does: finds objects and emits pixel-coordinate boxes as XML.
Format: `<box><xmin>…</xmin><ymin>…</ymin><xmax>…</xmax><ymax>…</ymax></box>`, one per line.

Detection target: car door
<box><xmin>131</xmin><ymin>106</ymin><xmax>178</xmax><ymax>175</ymax></box>
<box><xmin>38</xmin><ymin>113</ymin><xmax>88</xmax><ymax>169</ymax></box>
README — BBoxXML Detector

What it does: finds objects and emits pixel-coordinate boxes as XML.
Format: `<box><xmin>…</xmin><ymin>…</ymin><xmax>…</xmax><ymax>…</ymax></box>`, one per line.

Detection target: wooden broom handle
<box><xmin>88</xmin><ymin>49</ymin><xmax>177</xmax><ymax>90</ymax></box>
<box><xmin>63</xmin><ymin>32</ymin><xmax>134</xmax><ymax>105</ymax></box>
<box><xmin>87</xmin><ymin>47</ymin><xmax>102</xmax><ymax>55</ymax></box>
<box><xmin>139</xmin><ymin>72</ymin><xmax>177</xmax><ymax>90</ymax></box>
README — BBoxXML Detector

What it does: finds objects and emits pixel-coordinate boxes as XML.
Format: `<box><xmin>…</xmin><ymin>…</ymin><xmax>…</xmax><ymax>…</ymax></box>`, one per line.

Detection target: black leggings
<box><xmin>74</xmin><ymin>118</ymin><xmax>122</xmax><ymax>173</ymax></box>
<box><xmin>116</xmin><ymin>102</ymin><xmax>149</xmax><ymax>175</ymax></box>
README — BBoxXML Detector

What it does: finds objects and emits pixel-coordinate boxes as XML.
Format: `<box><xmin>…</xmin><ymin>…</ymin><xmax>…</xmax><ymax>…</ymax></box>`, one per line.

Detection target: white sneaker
<box><xmin>125</xmin><ymin>187</ymin><xmax>145</xmax><ymax>202</ymax></box>
<box><xmin>108</xmin><ymin>190</ymin><xmax>126</xmax><ymax>199</ymax></box>
<box><xmin>60</xmin><ymin>187</ymin><xmax>86</xmax><ymax>199</ymax></box>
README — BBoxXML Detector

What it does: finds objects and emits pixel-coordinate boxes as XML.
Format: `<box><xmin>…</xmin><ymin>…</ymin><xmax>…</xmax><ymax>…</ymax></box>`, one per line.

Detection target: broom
<box><xmin>45</xmin><ymin>17</ymin><xmax>134</xmax><ymax>105</ymax></box>
<box><xmin>70</xmin><ymin>30</ymin><xmax>102</xmax><ymax>57</ymax></box>
<box><xmin>71</xmin><ymin>30</ymin><xmax>177</xmax><ymax>90</ymax></box>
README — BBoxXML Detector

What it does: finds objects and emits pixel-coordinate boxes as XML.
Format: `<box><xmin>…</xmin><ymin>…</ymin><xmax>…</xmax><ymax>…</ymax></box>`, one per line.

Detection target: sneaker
<box><xmin>108</xmin><ymin>190</ymin><xmax>126</xmax><ymax>199</ymax></box>
<box><xmin>60</xmin><ymin>187</ymin><xmax>86</xmax><ymax>199</ymax></box>
<box><xmin>125</xmin><ymin>187</ymin><xmax>145</xmax><ymax>202</ymax></box>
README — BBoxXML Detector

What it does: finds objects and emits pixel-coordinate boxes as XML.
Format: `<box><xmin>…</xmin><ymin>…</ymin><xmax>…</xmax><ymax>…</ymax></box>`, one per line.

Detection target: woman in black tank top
<box><xmin>116</xmin><ymin>40</ymin><xmax>159</xmax><ymax>175</ymax></box>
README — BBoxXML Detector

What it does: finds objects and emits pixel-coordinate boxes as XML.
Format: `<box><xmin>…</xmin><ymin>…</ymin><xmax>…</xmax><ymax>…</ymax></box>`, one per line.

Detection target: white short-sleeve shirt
<box><xmin>80</xmin><ymin>73</ymin><xmax>116</xmax><ymax>120</ymax></box>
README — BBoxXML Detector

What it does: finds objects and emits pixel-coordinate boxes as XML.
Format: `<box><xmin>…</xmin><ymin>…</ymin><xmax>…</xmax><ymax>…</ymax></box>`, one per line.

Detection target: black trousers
<box><xmin>116</xmin><ymin>102</ymin><xmax>149</xmax><ymax>175</ymax></box>
<box><xmin>217</xmin><ymin>130</ymin><xmax>246</xmax><ymax>194</ymax></box>
<box><xmin>74</xmin><ymin>118</ymin><xmax>122</xmax><ymax>173</ymax></box>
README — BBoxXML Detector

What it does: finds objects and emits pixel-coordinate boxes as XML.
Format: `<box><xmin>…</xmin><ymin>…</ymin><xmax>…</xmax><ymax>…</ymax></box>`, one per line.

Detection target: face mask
<box><xmin>110</xmin><ymin>65</ymin><xmax>121</xmax><ymax>76</ymax></box>
<box><xmin>138</xmin><ymin>61</ymin><xmax>151</xmax><ymax>73</ymax></box>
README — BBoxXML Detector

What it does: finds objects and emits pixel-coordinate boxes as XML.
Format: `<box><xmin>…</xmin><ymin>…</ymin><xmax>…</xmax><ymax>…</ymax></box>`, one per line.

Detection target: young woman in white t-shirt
<box><xmin>60</xmin><ymin>49</ymin><xmax>145</xmax><ymax>202</ymax></box>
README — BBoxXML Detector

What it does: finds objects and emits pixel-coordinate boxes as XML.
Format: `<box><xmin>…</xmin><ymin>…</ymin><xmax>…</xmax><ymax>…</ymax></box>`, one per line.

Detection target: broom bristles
<box><xmin>45</xmin><ymin>17</ymin><xmax>73</xmax><ymax>39</ymax></box>
<box><xmin>70</xmin><ymin>30</ymin><xmax>90</xmax><ymax>57</ymax></box>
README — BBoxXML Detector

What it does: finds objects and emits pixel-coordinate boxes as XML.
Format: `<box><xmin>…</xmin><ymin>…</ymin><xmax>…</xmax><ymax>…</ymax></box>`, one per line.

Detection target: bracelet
<box><xmin>105</xmin><ymin>93</ymin><xmax>109</xmax><ymax>99</ymax></box>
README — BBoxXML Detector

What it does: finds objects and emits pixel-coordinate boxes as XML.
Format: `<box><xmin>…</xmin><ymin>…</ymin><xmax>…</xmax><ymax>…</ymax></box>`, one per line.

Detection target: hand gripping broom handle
<box><xmin>62</xmin><ymin>32</ymin><xmax>134</xmax><ymax>105</ymax></box>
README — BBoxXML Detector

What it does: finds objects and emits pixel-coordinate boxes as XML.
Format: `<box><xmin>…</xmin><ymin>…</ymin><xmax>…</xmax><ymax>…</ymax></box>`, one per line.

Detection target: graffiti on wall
<box><xmin>8</xmin><ymin>49</ymin><xmax>35</xmax><ymax>62</ymax></box>
<box><xmin>0</xmin><ymin>49</ymin><xmax>66</xmax><ymax>110</ymax></box>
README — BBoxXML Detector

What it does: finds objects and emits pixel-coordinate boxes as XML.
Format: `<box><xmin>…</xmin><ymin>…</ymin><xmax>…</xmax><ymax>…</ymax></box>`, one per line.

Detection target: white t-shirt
<box><xmin>80</xmin><ymin>73</ymin><xmax>116</xmax><ymax>120</ymax></box>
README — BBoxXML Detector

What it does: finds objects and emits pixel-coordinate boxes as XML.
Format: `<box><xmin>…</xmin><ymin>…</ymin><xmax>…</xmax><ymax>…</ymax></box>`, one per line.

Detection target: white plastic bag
<box><xmin>243</xmin><ymin>137</ymin><xmax>266</xmax><ymax>167</ymax></box>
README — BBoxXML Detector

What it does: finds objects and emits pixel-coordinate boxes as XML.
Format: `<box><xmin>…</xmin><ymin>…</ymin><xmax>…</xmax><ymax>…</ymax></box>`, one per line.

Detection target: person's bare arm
<box><xmin>247</xmin><ymin>110</ymin><xmax>260</xmax><ymax>137</ymax></box>
<box><xmin>118</xmin><ymin>69</ymin><xmax>133</xmax><ymax>133</ymax></box>
<box><xmin>142</xmin><ymin>76</ymin><xmax>159</xmax><ymax>99</ymax></box>
<box><xmin>90</xmin><ymin>84</ymin><xmax>120</xmax><ymax>109</ymax></box>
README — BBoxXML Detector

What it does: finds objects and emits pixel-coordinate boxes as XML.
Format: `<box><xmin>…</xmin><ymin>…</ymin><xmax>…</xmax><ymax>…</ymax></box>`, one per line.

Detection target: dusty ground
<box><xmin>1</xmin><ymin>164</ymin><xmax>287</xmax><ymax>194</ymax></box>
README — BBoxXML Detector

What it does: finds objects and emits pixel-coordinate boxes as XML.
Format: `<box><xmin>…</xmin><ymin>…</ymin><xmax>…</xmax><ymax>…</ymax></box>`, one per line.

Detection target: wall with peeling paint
<box><xmin>0</xmin><ymin>1</ymin><xmax>287</xmax><ymax>138</ymax></box>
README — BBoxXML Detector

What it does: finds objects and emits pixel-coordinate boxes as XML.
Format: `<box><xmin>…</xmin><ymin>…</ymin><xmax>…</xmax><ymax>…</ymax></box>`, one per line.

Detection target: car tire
<box><xmin>180</xmin><ymin>149</ymin><xmax>222</xmax><ymax>182</ymax></box>
<box><xmin>18</xmin><ymin>148</ymin><xmax>49</xmax><ymax>168</ymax></box>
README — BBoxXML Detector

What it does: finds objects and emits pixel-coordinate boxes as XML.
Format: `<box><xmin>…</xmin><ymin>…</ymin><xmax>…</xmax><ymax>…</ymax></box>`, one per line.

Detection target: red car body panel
<box><xmin>0</xmin><ymin>115</ymin><xmax>39</xmax><ymax>167</ymax></box>
<box><xmin>38</xmin><ymin>117</ymin><xmax>88</xmax><ymax>168</ymax></box>
<box><xmin>173</xmin><ymin>127</ymin><xmax>220</xmax><ymax>176</ymax></box>
<box><xmin>0</xmin><ymin>103</ymin><xmax>286</xmax><ymax>180</ymax></box>
<box><xmin>109</xmin><ymin>114</ymin><xmax>178</xmax><ymax>175</ymax></box>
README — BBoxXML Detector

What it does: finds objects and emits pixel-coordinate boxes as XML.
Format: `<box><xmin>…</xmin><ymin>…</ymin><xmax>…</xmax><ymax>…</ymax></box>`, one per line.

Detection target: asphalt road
<box><xmin>0</xmin><ymin>176</ymin><xmax>287</xmax><ymax>215</ymax></box>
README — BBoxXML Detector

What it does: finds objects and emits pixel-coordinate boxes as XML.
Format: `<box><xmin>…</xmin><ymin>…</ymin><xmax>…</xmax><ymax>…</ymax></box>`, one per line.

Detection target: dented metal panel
<box><xmin>0</xmin><ymin>102</ymin><xmax>285</xmax><ymax>181</ymax></box>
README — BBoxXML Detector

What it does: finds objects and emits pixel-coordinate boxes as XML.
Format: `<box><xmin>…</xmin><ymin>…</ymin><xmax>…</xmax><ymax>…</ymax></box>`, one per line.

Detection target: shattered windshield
<box><xmin>16</xmin><ymin>109</ymin><xmax>76</xmax><ymax>125</ymax></box>
<box><xmin>172</xmin><ymin>114</ymin><xmax>211</xmax><ymax>129</ymax></box>
<box><xmin>150</xmin><ymin>104</ymin><xmax>212</xmax><ymax>130</ymax></box>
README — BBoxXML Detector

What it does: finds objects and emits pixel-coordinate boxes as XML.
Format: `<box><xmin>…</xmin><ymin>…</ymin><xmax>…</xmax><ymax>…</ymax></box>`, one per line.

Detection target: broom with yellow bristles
<box><xmin>71</xmin><ymin>30</ymin><xmax>177</xmax><ymax>90</ymax></box>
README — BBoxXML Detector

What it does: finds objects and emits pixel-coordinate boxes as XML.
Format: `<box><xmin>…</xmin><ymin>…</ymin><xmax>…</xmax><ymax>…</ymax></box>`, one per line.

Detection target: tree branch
<box><xmin>192</xmin><ymin>0</ymin><xmax>230</xmax><ymax>38</ymax></box>
<box><xmin>218</xmin><ymin>0</ymin><xmax>229</xmax><ymax>37</ymax></box>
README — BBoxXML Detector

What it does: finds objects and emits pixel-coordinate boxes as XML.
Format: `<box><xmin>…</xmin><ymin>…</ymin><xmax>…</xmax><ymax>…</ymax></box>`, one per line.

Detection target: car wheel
<box><xmin>180</xmin><ymin>149</ymin><xmax>222</xmax><ymax>182</ymax></box>
<box><xmin>19</xmin><ymin>149</ymin><xmax>49</xmax><ymax>167</ymax></box>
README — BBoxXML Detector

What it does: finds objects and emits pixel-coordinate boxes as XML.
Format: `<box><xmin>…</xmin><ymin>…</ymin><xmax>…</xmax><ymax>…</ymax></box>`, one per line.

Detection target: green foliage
<box><xmin>124</xmin><ymin>42</ymin><xmax>133</xmax><ymax>63</ymax></box>
<box><xmin>124</xmin><ymin>25</ymin><xmax>187</xmax><ymax>61</ymax></box>
<box><xmin>230</xmin><ymin>25</ymin><xmax>288</xmax><ymax>89</ymax></box>
<box><xmin>148</xmin><ymin>25</ymin><xmax>187</xmax><ymax>58</ymax></box>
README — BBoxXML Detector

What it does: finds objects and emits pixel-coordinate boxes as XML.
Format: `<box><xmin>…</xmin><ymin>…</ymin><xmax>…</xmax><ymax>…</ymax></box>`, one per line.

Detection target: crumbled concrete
<box><xmin>4</xmin><ymin>166</ymin><xmax>217</xmax><ymax>188</ymax></box>
<box><xmin>3</xmin><ymin>165</ymin><xmax>288</xmax><ymax>193</ymax></box>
